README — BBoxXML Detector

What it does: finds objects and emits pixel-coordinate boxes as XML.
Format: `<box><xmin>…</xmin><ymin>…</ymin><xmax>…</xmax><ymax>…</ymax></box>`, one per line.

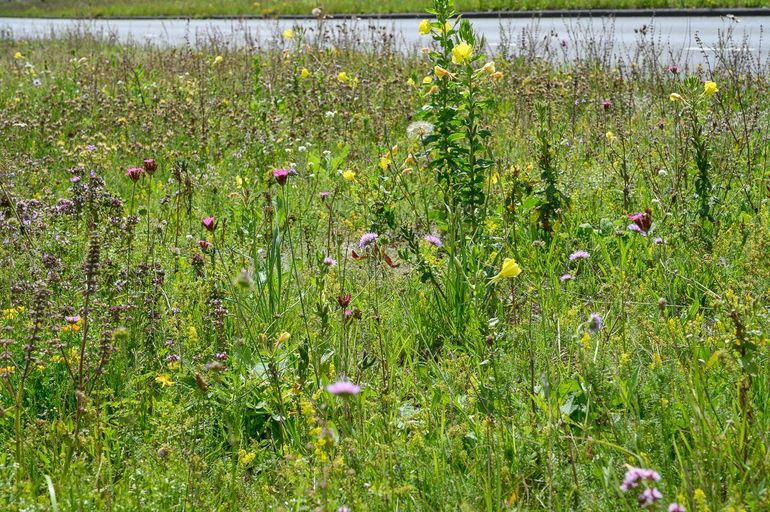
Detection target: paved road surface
<box><xmin>1</xmin><ymin>15</ymin><xmax>767</xmax><ymax>67</ymax></box>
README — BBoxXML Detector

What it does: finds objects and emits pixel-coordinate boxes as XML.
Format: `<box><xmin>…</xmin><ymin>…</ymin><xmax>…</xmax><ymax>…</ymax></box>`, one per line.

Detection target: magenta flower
<box><xmin>201</xmin><ymin>216</ymin><xmax>217</xmax><ymax>232</ymax></box>
<box><xmin>587</xmin><ymin>313</ymin><xmax>603</xmax><ymax>333</ymax></box>
<box><xmin>628</xmin><ymin>208</ymin><xmax>652</xmax><ymax>233</ymax></box>
<box><xmin>320</xmin><ymin>191</ymin><xmax>330</xmax><ymax>199</ymax></box>
<box><xmin>423</xmin><ymin>235</ymin><xmax>442</xmax><ymax>247</ymax></box>
<box><xmin>65</xmin><ymin>315</ymin><xmax>81</xmax><ymax>324</ymax></box>
<box><xmin>273</xmin><ymin>168</ymin><xmax>290</xmax><ymax>185</ymax></box>
<box><xmin>358</xmin><ymin>232</ymin><xmax>378</xmax><ymax>249</ymax></box>
<box><xmin>125</xmin><ymin>167</ymin><xmax>144</xmax><ymax>182</ymax></box>
<box><xmin>569</xmin><ymin>250</ymin><xmax>590</xmax><ymax>261</ymax></box>
<box><xmin>620</xmin><ymin>467</ymin><xmax>661</xmax><ymax>492</ymax></box>
<box><xmin>337</xmin><ymin>294</ymin><xmax>351</xmax><ymax>308</ymax></box>
<box><xmin>143</xmin><ymin>159</ymin><xmax>157</xmax><ymax>175</ymax></box>
<box><xmin>602</xmin><ymin>100</ymin><xmax>612</xmax><ymax>110</ymax></box>
<box><xmin>326</xmin><ymin>380</ymin><xmax>361</xmax><ymax>396</ymax></box>
<box><xmin>668</xmin><ymin>504</ymin><xmax>685</xmax><ymax>512</ymax></box>
<box><xmin>215</xmin><ymin>352</ymin><xmax>228</xmax><ymax>361</ymax></box>
<box><xmin>324</xmin><ymin>256</ymin><xmax>337</xmax><ymax>267</ymax></box>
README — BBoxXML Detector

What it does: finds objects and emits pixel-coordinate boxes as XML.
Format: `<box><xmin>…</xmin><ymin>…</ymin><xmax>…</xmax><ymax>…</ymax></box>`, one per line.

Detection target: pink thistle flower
<box><xmin>326</xmin><ymin>380</ymin><xmax>361</xmax><ymax>396</ymax></box>
<box><xmin>273</xmin><ymin>168</ymin><xmax>290</xmax><ymax>185</ymax></box>
<box><xmin>569</xmin><ymin>250</ymin><xmax>590</xmax><ymax>261</ymax></box>
<box><xmin>201</xmin><ymin>216</ymin><xmax>217</xmax><ymax>232</ymax></box>
<box><xmin>143</xmin><ymin>159</ymin><xmax>157</xmax><ymax>175</ymax></box>
<box><xmin>627</xmin><ymin>208</ymin><xmax>652</xmax><ymax>233</ymax></box>
<box><xmin>125</xmin><ymin>167</ymin><xmax>144</xmax><ymax>182</ymax></box>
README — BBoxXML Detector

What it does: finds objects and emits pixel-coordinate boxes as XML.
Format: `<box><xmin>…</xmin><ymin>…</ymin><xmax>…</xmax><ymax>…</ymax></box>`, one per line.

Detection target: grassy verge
<box><xmin>0</xmin><ymin>0</ymin><xmax>765</xmax><ymax>17</ymax></box>
<box><xmin>0</xmin><ymin>13</ymin><xmax>769</xmax><ymax>512</ymax></box>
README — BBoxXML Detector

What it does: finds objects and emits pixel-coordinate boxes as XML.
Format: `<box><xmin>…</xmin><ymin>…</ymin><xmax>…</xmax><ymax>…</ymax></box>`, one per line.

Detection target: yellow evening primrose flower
<box><xmin>14</xmin><ymin>52</ymin><xmax>23</xmax><ymax>60</ymax></box>
<box><xmin>490</xmin><ymin>258</ymin><xmax>522</xmax><ymax>282</ymax></box>
<box><xmin>337</xmin><ymin>71</ymin><xmax>349</xmax><ymax>83</ymax></box>
<box><xmin>606</xmin><ymin>131</ymin><xmax>616</xmax><ymax>144</ymax></box>
<box><xmin>277</xmin><ymin>331</ymin><xmax>291</xmax><ymax>344</ymax></box>
<box><xmin>282</xmin><ymin>28</ymin><xmax>294</xmax><ymax>40</ymax></box>
<box><xmin>418</xmin><ymin>19</ymin><xmax>431</xmax><ymax>35</ymax></box>
<box><xmin>444</xmin><ymin>20</ymin><xmax>452</xmax><ymax>32</ymax></box>
<box><xmin>300</xmin><ymin>67</ymin><xmax>310</xmax><ymax>79</ymax></box>
<box><xmin>379</xmin><ymin>157</ymin><xmax>391</xmax><ymax>170</ymax></box>
<box><xmin>422</xmin><ymin>75</ymin><xmax>433</xmax><ymax>84</ymax></box>
<box><xmin>669</xmin><ymin>92</ymin><xmax>683</xmax><ymax>102</ymax></box>
<box><xmin>212</xmin><ymin>55</ymin><xmax>223</xmax><ymax>66</ymax></box>
<box><xmin>235</xmin><ymin>175</ymin><xmax>243</xmax><ymax>189</ymax></box>
<box><xmin>482</xmin><ymin>61</ymin><xmax>496</xmax><ymax>73</ymax></box>
<box><xmin>342</xmin><ymin>169</ymin><xmax>356</xmax><ymax>181</ymax></box>
<box><xmin>489</xmin><ymin>71</ymin><xmax>503</xmax><ymax>80</ymax></box>
<box><xmin>704</xmin><ymin>80</ymin><xmax>718</xmax><ymax>96</ymax></box>
<box><xmin>451</xmin><ymin>41</ymin><xmax>473</xmax><ymax>64</ymax></box>
<box><xmin>429</xmin><ymin>85</ymin><xmax>439</xmax><ymax>94</ymax></box>
<box><xmin>434</xmin><ymin>65</ymin><xmax>451</xmax><ymax>79</ymax></box>
<box><xmin>155</xmin><ymin>373</ymin><xmax>174</xmax><ymax>387</ymax></box>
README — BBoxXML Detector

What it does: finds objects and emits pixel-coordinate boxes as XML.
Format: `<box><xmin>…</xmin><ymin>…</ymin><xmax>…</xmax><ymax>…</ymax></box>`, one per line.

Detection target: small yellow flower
<box><xmin>14</xmin><ymin>52</ymin><xmax>23</xmax><ymax>60</ymax></box>
<box><xmin>422</xmin><ymin>75</ymin><xmax>433</xmax><ymax>84</ymax></box>
<box><xmin>606</xmin><ymin>131</ymin><xmax>616</xmax><ymax>144</ymax></box>
<box><xmin>481</xmin><ymin>61</ymin><xmax>496</xmax><ymax>73</ymax></box>
<box><xmin>490</xmin><ymin>258</ymin><xmax>522</xmax><ymax>282</ymax></box>
<box><xmin>0</xmin><ymin>366</ymin><xmax>16</xmax><ymax>377</ymax></box>
<box><xmin>300</xmin><ymin>67</ymin><xmax>310</xmax><ymax>79</ymax></box>
<box><xmin>418</xmin><ymin>19</ymin><xmax>431</xmax><ymax>35</ymax></box>
<box><xmin>167</xmin><ymin>360</ymin><xmax>181</xmax><ymax>371</ymax></box>
<box><xmin>451</xmin><ymin>41</ymin><xmax>473</xmax><ymax>64</ymax></box>
<box><xmin>704</xmin><ymin>80</ymin><xmax>718</xmax><ymax>96</ymax></box>
<box><xmin>406</xmin><ymin>77</ymin><xmax>416</xmax><ymax>87</ymax></box>
<box><xmin>342</xmin><ymin>169</ymin><xmax>356</xmax><ymax>181</ymax></box>
<box><xmin>282</xmin><ymin>28</ymin><xmax>294</xmax><ymax>40</ymax></box>
<box><xmin>277</xmin><ymin>331</ymin><xmax>291</xmax><ymax>344</ymax></box>
<box><xmin>379</xmin><ymin>157</ymin><xmax>391</xmax><ymax>170</ymax></box>
<box><xmin>155</xmin><ymin>373</ymin><xmax>174</xmax><ymax>387</ymax></box>
<box><xmin>444</xmin><ymin>20</ymin><xmax>452</xmax><ymax>32</ymax></box>
<box><xmin>235</xmin><ymin>175</ymin><xmax>243</xmax><ymax>189</ymax></box>
<box><xmin>429</xmin><ymin>85</ymin><xmax>439</xmax><ymax>94</ymax></box>
<box><xmin>337</xmin><ymin>71</ymin><xmax>349</xmax><ymax>83</ymax></box>
<box><xmin>489</xmin><ymin>71</ymin><xmax>503</xmax><ymax>80</ymax></box>
<box><xmin>212</xmin><ymin>55</ymin><xmax>223</xmax><ymax>66</ymax></box>
<box><xmin>238</xmin><ymin>449</ymin><xmax>256</xmax><ymax>466</ymax></box>
<box><xmin>669</xmin><ymin>92</ymin><xmax>683</xmax><ymax>102</ymax></box>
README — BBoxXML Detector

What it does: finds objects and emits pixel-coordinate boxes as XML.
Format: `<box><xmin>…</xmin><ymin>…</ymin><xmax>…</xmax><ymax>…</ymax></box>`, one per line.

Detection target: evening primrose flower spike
<box><xmin>490</xmin><ymin>258</ymin><xmax>522</xmax><ymax>283</ymax></box>
<box><xmin>418</xmin><ymin>19</ymin><xmax>431</xmax><ymax>35</ymax></box>
<box><xmin>704</xmin><ymin>80</ymin><xmax>718</xmax><ymax>96</ymax></box>
<box><xmin>452</xmin><ymin>41</ymin><xmax>473</xmax><ymax>64</ymax></box>
<box><xmin>282</xmin><ymin>28</ymin><xmax>294</xmax><ymax>40</ymax></box>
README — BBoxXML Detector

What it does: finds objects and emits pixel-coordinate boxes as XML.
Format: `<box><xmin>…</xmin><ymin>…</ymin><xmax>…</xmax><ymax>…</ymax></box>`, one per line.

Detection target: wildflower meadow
<box><xmin>1</xmin><ymin>1</ymin><xmax>770</xmax><ymax>510</ymax></box>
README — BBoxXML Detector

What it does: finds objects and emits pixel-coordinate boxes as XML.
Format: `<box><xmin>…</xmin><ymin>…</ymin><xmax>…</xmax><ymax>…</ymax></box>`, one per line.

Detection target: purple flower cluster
<box><xmin>324</xmin><ymin>256</ymin><xmax>337</xmax><ymax>267</ymax></box>
<box><xmin>326</xmin><ymin>380</ymin><xmax>361</xmax><ymax>396</ymax></box>
<box><xmin>620</xmin><ymin>467</ymin><xmax>662</xmax><ymax>508</ymax></box>
<box><xmin>358</xmin><ymin>232</ymin><xmax>378</xmax><ymax>249</ymax></box>
<box><xmin>423</xmin><ymin>234</ymin><xmax>442</xmax><ymax>247</ymax></box>
<box><xmin>569</xmin><ymin>250</ymin><xmax>590</xmax><ymax>261</ymax></box>
<box><xmin>588</xmin><ymin>313</ymin><xmax>603</xmax><ymax>334</ymax></box>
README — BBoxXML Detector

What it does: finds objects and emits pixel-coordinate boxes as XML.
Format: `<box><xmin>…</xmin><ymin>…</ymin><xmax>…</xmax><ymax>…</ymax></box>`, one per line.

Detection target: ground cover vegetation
<box><xmin>1</xmin><ymin>1</ymin><xmax>770</xmax><ymax>510</ymax></box>
<box><xmin>0</xmin><ymin>0</ymin><xmax>766</xmax><ymax>18</ymax></box>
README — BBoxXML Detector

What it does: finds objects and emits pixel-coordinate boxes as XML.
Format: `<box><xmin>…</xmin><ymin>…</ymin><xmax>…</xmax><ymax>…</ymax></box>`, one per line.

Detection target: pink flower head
<box><xmin>559</xmin><ymin>273</ymin><xmax>573</xmax><ymax>282</ymax></box>
<box><xmin>125</xmin><ymin>167</ymin><xmax>144</xmax><ymax>182</ymax></box>
<box><xmin>143</xmin><ymin>159</ymin><xmax>157</xmax><ymax>175</ymax></box>
<box><xmin>198</xmin><ymin>239</ymin><xmax>212</xmax><ymax>251</ymax></box>
<box><xmin>668</xmin><ymin>504</ymin><xmax>685</xmax><ymax>512</ymax></box>
<box><xmin>423</xmin><ymin>235</ymin><xmax>442</xmax><ymax>247</ymax></box>
<box><xmin>215</xmin><ymin>352</ymin><xmax>228</xmax><ymax>361</ymax></box>
<box><xmin>273</xmin><ymin>168</ymin><xmax>290</xmax><ymax>185</ymax></box>
<box><xmin>628</xmin><ymin>208</ymin><xmax>652</xmax><ymax>233</ymax></box>
<box><xmin>324</xmin><ymin>256</ymin><xmax>337</xmax><ymax>267</ymax></box>
<box><xmin>326</xmin><ymin>380</ymin><xmax>361</xmax><ymax>396</ymax></box>
<box><xmin>588</xmin><ymin>313</ymin><xmax>603</xmax><ymax>333</ymax></box>
<box><xmin>638</xmin><ymin>488</ymin><xmax>663</xmax><ymax>508</ymax></box>
<box><xmin>602</xmin><ymin>100</ymin><xmax>612</xmax><ymax>110</ymax></box>
<box><xmin>201</xmin><ymin>216</ymin><xmax>217</xmax><ymax>232</ymax></box>
<box><xmin>337</xmin><ymin>294</ymin><xmax>351</xmax><ymax>308</ymax></box>
<box><xmin>320</xmin><ymin>191</ymin><xmax>330</xmax><ymax>199</ymax></box>
<box><xmin>65</xmin><ymin>315</ymin><xmax>81</xmax><ymax>324</ymax></box>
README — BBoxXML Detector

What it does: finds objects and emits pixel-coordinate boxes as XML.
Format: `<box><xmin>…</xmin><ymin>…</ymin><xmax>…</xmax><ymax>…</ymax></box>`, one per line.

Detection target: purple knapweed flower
<box><xmin>324</xmin><ymin>256</ymin><xmax>337</xmax><ymax>267</ymax></box>
<box><xmin>319</xmin><ymin>191</ymin><xmax>330</xmax><ymax>199</ymax></box>
<box><xmin>65</xmin><ymin>315</ymin><xmax>81</xmax><ymax>324</ymax></box>
<box><xmin>143</xmin><ymin>159</ymin><xmax>157</xmax><ymax>175</ymax></box>
<box><xmin>628</xmin><ymin>208</ymin><xmax>652</xmax><ymax>233</ymax></box>
<box><xmin>620</xmin><ymin>466</ymin><xmax>661</xmax><ymax>492</ymax></box>
<box><xmin>628</xmin><ymin>223</ymin><xmax>647</xmax><ymax>235</ymax></box>
<box><xmin>638</xmin><ymin>488</ymin><xmax>663</xmax><ymax>508</ymax></box>
<box><xmin>201</xmin><ymin>216</ymin><xmax>217</xmax><ymax>232</ymax></box>
<box><xmin>358</xmin><ymin>232</ymin><xmax>378</xmax><ymax>249</ymax></box>
<box><xmin>668</xmin><ymin>504</ymin><xmax>685</xmax><ymax>512</ymax></box>
<box><xmin>273</xmin><ymin>168</ymin><xmax>290</xmax><ymax>185</ymax></box>
<box><xmin>215</xmin><ymin>352</ymin><xmax>228</xmax><ymax>361</ymax></box>
<box><xmin>602</xmin><ymin>100</ymin><xmax>612</xmax><ymax>110</ymax></box>
<box><xmin>569</xmin><ymin>250</ymin><xmax>590</xmax><ymax>261</ymax></box>
<box><xmin>423</xmin><ymin>234</ymin><xmax>442</xmax><ymax>247</ymax></box>
<box><xmin>125</xmin><ymin>167</ymin><xmax>144</xmax><ymax>182</ymax></box>
<box><xmin>587</xmin><ymin>313</ymin><xmax>603</xmax><ymax>334</ymax></box>
<box><xmin>326</xmin><ymin>380</ymin><xmax>361</xmax><ymax>396</ymax></box>
<box><xmin>166</xmin><ymin>354</ymin><xmax>180</xmax><ymax>363</ymax></box>
<box><xmin>559</xmin><ymin>273</ymin><xmax>573</xmax><ymax>282</ymax></box>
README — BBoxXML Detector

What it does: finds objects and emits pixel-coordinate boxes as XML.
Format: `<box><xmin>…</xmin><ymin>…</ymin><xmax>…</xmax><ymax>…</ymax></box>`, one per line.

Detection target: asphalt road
<box><xmin>1</xmin><ymin>15</ymin><xmax>767</xmax><ymax>67</ymax></box>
